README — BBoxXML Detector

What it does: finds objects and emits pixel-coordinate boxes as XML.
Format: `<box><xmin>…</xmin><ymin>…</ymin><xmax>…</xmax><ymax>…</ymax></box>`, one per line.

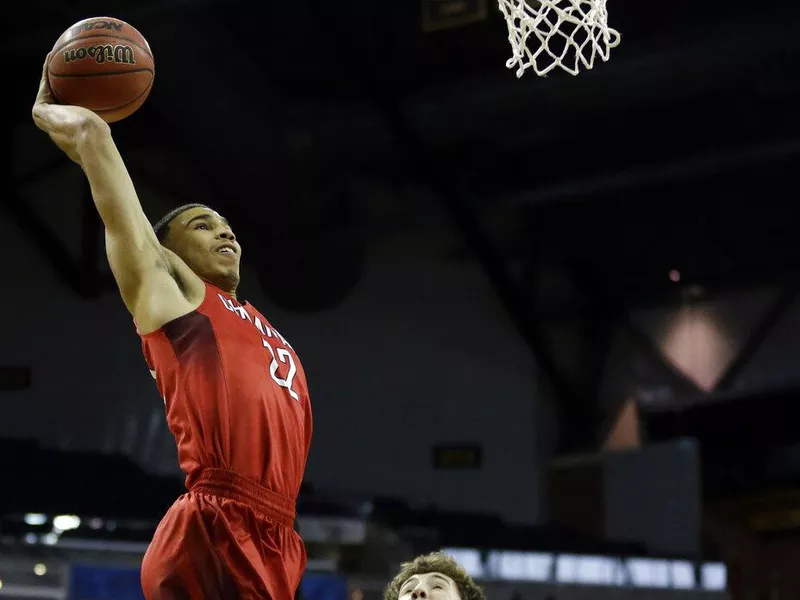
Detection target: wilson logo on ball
<box><xmin>63</xmin><ymin>45</ymin><xmax>135</xmax><ymax>65</ymax></box>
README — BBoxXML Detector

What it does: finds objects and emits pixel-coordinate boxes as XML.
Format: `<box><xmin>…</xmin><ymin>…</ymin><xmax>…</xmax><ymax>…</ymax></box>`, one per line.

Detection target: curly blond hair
<box><xmin>383</xmin><ymin>552</ymin><xmax>486</xmax><ymax>600</ymax></box>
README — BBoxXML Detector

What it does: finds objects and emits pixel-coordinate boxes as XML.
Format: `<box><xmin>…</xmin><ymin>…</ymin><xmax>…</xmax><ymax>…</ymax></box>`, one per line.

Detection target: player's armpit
<box><xmin>107</xmin><ymin>234</ymin><xmax>203</xmax><ymax>334</ymax></box>
<box><xmin>161</xmin><ymin>246</ymin><xmax>208</xmax><ymax>300</ymax></box>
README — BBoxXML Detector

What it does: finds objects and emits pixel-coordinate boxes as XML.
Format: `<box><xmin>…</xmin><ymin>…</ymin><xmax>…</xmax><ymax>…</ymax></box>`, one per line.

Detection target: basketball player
<box><xmin>32</xmin><ymin>54</ymin><xmax>313</xmax><ymax>599</ymax></box>
<box><xmin>384</xmin><ymin>553</ymin><xmax>487</xmax><ymax>600</ymax></box>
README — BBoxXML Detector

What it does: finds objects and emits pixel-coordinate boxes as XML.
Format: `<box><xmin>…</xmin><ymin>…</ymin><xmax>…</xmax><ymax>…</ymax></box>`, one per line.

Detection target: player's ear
<box><xmin>162</xmin><ymin>220</ymin><xmax>180</xmax><ymax>243</ymax></box>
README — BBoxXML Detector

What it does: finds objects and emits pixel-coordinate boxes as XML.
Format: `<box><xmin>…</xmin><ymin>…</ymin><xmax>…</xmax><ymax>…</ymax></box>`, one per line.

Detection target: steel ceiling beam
<box><xmin>714</xmin><ymin>288</ymin><xmax>799</xmax><ymax>392</ymax></box>
<box><xmin>3</xmin><ymin>114</ymin><xmax>87</xmax><ymax>296</ymax></box>
<box><xmin>1</xmin><ymin>191</ymin><xmax>85</xmax><ymax>296</ymax></box>
<box><xmin>502</xmin><ymin>137</ymin><xmax>800</xmax><ymax>207</ymax></box>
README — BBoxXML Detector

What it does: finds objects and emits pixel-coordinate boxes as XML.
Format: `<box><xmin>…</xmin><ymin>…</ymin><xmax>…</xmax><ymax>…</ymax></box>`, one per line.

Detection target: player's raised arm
<box><xmin>31</xmin><ymin>54</ymin><xmax>195</xmax><ymax>330</ymax></box>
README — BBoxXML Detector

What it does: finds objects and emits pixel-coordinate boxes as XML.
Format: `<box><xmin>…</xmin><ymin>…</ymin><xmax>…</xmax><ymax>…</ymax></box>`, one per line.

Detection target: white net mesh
<box><xmin>498</xmin><ymin>0</ymin><xmax>621</xmax><ymax>77</ymax></box>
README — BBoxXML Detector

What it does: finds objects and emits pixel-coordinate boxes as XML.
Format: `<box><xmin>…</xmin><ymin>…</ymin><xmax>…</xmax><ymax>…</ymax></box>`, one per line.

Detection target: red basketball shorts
<box><xmin>140</xmin><ymin>469</ymin><xmax>306</xmax><ymax>600</ymax></box>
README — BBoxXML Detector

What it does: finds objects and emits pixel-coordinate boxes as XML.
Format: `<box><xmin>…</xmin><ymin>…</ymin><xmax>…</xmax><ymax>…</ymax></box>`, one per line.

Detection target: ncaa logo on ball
<box><xmin>63</xmin><ymin>45</ymin><xmax>136</xmax><ymax>65</ymax></box>
<box><xmin>70</xmin><ymin>19</ymin><xmax>124</xmax><ymax>35</ymax></box>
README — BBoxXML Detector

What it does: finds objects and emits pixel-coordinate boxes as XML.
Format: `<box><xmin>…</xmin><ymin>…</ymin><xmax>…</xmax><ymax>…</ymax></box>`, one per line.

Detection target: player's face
<box><xmin>166</xmin><ymin>206</ymin><xmax>241</xmax><ymax>290</ymax></box>
<box><xmin>398</xmin><ymin>573</ymin><xmax>462</xmax><ymax>600</ymax></box>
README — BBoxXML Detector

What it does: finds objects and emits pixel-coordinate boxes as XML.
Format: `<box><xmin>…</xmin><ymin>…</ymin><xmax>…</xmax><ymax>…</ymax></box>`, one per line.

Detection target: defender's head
<box><xmin>153</xmin><ymin>204</ymin><xmax>241</xmax><ymax>293</ymax></box>
<box><xmin>384</xmin><ymin>553</ymin><xmax>486</xmax><ymax>600</ymax></box>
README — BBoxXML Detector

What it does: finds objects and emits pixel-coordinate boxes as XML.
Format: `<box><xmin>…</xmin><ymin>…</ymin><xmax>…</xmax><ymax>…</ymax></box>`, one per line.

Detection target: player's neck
<box><xmin>204</xmin><ymin>276</ymin><xmax>238</xmax><ymax>299</ymax></box>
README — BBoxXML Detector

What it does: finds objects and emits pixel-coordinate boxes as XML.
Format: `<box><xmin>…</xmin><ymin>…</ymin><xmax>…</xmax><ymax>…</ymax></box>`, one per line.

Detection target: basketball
<box><xmin>47</xmin><ymin>17</ymin><xmax>155</xmax><ymax>123</ymax></box>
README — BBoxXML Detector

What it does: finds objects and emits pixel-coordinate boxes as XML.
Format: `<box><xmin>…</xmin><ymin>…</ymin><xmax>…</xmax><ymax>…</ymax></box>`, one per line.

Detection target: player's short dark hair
<box><xmin>383</xmin><ymin>552</ymin><xmax>486</xmax><ymax>600</ymax></box>
<box><xmin>152</xmin><ymin>203</ymin><xmax>210</xmax><ymax>242</ymax></box>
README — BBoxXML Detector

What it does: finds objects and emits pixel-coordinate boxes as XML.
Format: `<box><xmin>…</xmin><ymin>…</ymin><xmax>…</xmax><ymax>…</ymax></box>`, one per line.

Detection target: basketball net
<box><xmin>497</xmin><ymin>0</ymin><xmax>621</xmax><ymax>77</ymax></box>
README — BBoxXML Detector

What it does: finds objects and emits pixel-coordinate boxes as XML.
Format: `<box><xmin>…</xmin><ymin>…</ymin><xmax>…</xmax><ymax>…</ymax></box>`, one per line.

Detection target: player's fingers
<box><xmin>34</xmin><ymin>53</ymin><xmax>54</xmax><ymax>106</ymax></box>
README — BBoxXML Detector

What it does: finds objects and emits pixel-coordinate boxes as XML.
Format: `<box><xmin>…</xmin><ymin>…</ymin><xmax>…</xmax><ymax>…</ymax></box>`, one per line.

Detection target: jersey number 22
<box><xmin>263</xmin><ymin>340</ymin><xmax>299</xmax><ymax>401</ymax></box>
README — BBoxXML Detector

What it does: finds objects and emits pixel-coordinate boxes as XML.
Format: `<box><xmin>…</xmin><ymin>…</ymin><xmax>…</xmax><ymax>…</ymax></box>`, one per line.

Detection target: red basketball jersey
<box><xmin>139</xmin><ymin>282</ymin><xmax>313</xmax><ymax>499</ymax></box>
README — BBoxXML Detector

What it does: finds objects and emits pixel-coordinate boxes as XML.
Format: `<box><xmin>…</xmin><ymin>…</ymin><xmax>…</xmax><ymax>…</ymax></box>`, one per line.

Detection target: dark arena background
<box><xmin>4</xmin><ymin>0</ymin><xmax>800</xmax><ymax>597</ymax></box>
